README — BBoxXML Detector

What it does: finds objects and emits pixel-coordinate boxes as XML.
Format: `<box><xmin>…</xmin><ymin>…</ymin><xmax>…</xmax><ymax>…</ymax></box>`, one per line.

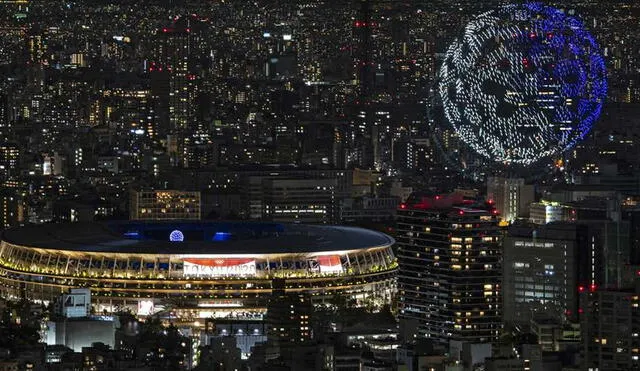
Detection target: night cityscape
<box><xmin>0</xmin><ymin>0</ymin><xmax>638</xmax><ymax>370</ymax></box>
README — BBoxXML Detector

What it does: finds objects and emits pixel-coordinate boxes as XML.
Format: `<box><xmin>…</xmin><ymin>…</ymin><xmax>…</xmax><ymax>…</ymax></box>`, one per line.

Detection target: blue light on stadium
<box><xmin>169</xmin><ymin>230</ymin><xmax>184</xmax><ymax>242</ymax></box>
<box><xmin>123</xmin><ymin>231</ymin><xmax>140</xmax><ymax>238</ymax></box>
<box><xmin>438</xmin><ymin>2</ymin><xmax>607</xmax><ymax>167</ymax></box>
<box><xmin>213</xmin><ymin>232</ymin><xmax>232</xmax><ymax>241</ymax></box>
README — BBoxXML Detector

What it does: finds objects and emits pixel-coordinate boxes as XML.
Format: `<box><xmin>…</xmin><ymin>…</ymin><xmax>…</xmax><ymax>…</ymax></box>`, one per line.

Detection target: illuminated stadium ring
<box><xmin>0</xmin><ymin>222</ymin><xmax>396</xmax><ymax>317</ymax></box>
<box><xmin>438</xmin><ymin>3</ymin><xmax>607</xmax><ymax>166</ymax></box>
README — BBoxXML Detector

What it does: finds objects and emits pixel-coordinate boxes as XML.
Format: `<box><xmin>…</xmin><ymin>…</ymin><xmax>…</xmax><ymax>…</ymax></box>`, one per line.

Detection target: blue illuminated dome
<box><xmin>169</xmin><ymin>229</ymin><xmax>184</xmax><ymax>242</ymax></box>
<box><xmin>439</xmin><ymin>2</ymin><xmax>607</xmax><ymax>167</ymax></box>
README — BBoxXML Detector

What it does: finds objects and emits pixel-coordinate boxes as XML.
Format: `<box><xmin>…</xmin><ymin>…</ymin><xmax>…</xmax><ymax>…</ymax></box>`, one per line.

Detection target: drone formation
<box><xmin>439</xmin><ymin>3</ymin><xmax>607</xmax><ymax>167</ymax></box>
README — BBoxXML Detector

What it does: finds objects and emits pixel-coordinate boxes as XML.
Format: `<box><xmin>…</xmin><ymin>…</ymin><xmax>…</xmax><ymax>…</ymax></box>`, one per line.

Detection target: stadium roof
<box><xmin>1</xmin><ymin>221</ymin><xmax>395</xmax><ymax>255</ymax></box>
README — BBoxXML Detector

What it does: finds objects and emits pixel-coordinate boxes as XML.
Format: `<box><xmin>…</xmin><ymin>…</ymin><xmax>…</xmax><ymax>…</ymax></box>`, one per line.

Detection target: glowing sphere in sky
<box><xmin>439</xmin><ymin>3</ymin><xmax>607</xmax><ymax>166</ymax></box>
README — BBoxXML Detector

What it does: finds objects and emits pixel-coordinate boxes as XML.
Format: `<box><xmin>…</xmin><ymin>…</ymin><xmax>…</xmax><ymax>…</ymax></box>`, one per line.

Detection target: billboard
<box><xmin>314</xmin><ymin>255</ymin><xmax>343</xmax><ymax>274</ymax></box>
<box><xmin>183</xmin><ymin>258</ymin><xmax>256</xmax><ymax>277</ymax></box>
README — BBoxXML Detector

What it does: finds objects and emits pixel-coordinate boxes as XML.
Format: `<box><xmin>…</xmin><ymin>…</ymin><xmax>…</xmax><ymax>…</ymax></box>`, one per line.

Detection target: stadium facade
<box><xmin>0</xmin><ymin>221</ymin><xmax>396</xmax><ymax>318</ymax></box>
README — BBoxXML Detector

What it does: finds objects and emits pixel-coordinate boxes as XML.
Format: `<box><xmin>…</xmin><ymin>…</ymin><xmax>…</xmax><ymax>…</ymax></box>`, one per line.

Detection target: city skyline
<box><xmin>0</xmin><ymin>1</ymin><xmax>639</xmax><ymax>371</ymax></box>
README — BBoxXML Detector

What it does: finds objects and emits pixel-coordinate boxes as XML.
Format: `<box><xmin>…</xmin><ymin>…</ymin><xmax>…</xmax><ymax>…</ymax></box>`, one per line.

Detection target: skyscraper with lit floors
<box><xmin>397</xmin><ymin>192</ymin><xmax>502</xmax><ymax>344</ymax></box>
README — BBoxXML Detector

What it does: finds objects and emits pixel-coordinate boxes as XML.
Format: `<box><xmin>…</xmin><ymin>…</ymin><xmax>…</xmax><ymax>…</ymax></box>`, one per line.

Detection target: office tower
<box><xmin>0</xmin><ymin>94</ymin><xmax>7</xmax><ymax>128</ymax></box>
<box><xmin>581</xmin><ymin>284</ymin><xmax>640</xmax><ymax>371</ymax></box>
<box><xmin>487</xmin><ymin>177</ymin><xmax>534</xmax><ymax>223</ymax></box>
<box><xmin>0</xmin><ymin>143</ymin><xmax>19</xmax><ymax>179</ymax></box>
<box><xmin>529</xmin><ymin>200</ymin><xmax>576</xmax><ymax>225</ymax></box>
<box><xmin>350</xmin><ymin>0</ymin><xmax>377</xmax><ymax>170</ymax></box>
<box><xmin>354</xmin><ymin>0</ymin><xmax>374</xmax><ymax>104</ymax></box>
<box><xmin>623</xmin><ymin>208</ymin><xmax>640</xmax><ymax>265</ymax></box>
<box><xmin>397</xmin><ymin>192</ymin><xmax>502</xmax><ymax>344</ymax></box>
<box><xmin>503</xmin><ymin>223</ymin><xmax>585</xmax><ymax>325</ymax></box>
<box><xmin>129</xmin><ymin>189</ymin><xmax>201</xmax><ymax>221</ymax></box>
<box><xmin>42</xmin><ymin>152</ymin><xmax>66</xmax><ymax>176</ymax></box>
<box><xmin>0</xmin><ymin>189</ymin><xmax>25</xmax><ymax>229</ymax></box>
<box><xmin>581</xmin><ymin>219</ymin><xmax>631</xmax><ymax>289</ymax></box>
<box><xmin>266</xmin><ymin>279</ymin><xmax>313</xmax><ymax>346</ymax></box>
<box><xmin>248</xmin><ymin>176</ymin><xmax>338</xmax><ymax>224</ymax></box>
<box><xmin>156</xmin><ymin>18</ymin><xmax>198</xmax><ymax>132</ymax></box>
<box><xmin>25</xmin><ymin>27</ymin><xmax>45</xmax><ymax>123</ymax></box>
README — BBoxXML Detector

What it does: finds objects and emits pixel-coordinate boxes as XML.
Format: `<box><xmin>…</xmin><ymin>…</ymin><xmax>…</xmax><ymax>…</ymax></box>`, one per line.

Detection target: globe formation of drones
<box><xmin>438</xmin><ymin>3</ymin><xmax>607</xmax><ymax>167</ymax></box>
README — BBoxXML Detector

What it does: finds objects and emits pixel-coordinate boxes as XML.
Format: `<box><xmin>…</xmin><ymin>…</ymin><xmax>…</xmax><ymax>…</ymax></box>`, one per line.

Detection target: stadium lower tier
<box><xmin>0</xmin><ymin>221</ymin><xmax>397</xmax><ymax>315</ymax></box>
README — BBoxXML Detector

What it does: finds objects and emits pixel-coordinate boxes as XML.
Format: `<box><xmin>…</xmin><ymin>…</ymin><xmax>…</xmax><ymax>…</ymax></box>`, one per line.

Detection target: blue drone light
<box><xmin>169</xmin><ymin>230</ymin><xmax>184</xmax><ymax>242</ymax></box>
<box><xmin>439</xmin><ymin>3</ymin><xmax>607</xmax><ymax>166</ymax></box>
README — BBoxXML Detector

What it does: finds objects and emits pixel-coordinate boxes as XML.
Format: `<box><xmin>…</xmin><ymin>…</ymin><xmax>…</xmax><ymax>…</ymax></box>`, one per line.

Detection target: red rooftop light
<box><xmin>589</xmin><ymin>284</ymin><xmax>597</xmax><ymax>292</ymax></box>
<box><xmin>578</xmin><ymin>285</ymin><xmax>585</xmax><ymax>293</ymax></box>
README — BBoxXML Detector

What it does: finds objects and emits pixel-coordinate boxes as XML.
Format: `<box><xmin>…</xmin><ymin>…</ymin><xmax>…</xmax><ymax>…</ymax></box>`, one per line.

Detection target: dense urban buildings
<box><xmin>0</xmin><ymin>0</ymin><xmax>638</xmax><ymax>370</ymax></box>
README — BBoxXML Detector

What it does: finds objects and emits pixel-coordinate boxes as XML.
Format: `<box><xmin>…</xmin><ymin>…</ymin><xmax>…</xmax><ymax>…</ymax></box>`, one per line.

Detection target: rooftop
<box><xmin>1</xmin><ymin>221</ymin><xmax>395</xmax><ymax>255</ymax></box>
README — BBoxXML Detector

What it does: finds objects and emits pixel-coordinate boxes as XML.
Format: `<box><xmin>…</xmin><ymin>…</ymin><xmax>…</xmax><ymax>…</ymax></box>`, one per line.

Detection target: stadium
<box><xmin>0</xmin><ymin>221</ymin><xmax>396</xmax><ymax>318</ymax></box>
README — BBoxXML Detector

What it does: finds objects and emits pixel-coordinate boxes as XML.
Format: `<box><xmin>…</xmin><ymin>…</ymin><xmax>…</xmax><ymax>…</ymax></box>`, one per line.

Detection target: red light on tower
<box><xmin>589</xmin><ymin>284</ymin><xmax>597</xmax><ymax>292</ymax></box>
<box><xmin>578</xmin><ymin>285</ymin><xmax>585</xmax><ymax>293</ymax></box>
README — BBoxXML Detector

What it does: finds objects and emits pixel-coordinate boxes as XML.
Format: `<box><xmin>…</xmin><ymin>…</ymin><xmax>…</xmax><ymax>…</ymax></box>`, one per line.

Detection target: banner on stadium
<box><xmin>183</xmin><ymin>258</ymin><xmax>256</xmax><ymax>277</ymax></box>
<box><xmin>310</xmin><ymin>255</ymin><xmax>343</xmax><ymax>274</ymax></box>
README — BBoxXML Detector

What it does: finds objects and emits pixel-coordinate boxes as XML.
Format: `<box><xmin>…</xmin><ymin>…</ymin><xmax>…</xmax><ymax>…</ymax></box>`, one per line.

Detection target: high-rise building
<box><xmin>247</xmin><ymin>176</ymin><xmax>338</xmax><ymax>224</ymax></box>
<box><xmin>129</xmin><ymin>189</ymin><xmax>201</xmax><ymax>221</ymax></box>
<box><xmin>0</xmin><ymin>189</ymin><xmax>25</xmax><ymax>229</ymax></box>
<box><xmin>503</xmin><ymin>223</ymin><xmax>585</xmax><ymax>325</ymax></box>
<box><xmin>581</xmin><ymin>284</ymin><xmax>640</xmax><ymax>371</ymax></box>
<box><xmin>157</xmin><ymin>21</ymin><xmax>197</xmax><ymax>132</ymax></box>
<box><xmin>0</xmin><ymin>94</ymin><xmax>8</xmax><ymax>128</ymax></box>
<box><xmin>487</xmin><ymin>177</ymin><xmax>535</xmax><ymax>223</ymax></box>
<box><xmin>266</xmin><ymin>279</ymin><xmax>313</xmax><ymax>346</ymax></box>
<box><xmin>42</xmin><ymin>152</ymin><xmax>66</xmax><ymax>177</ymax></box>
<box><xmin>623</xmin><ymin>208</ymin><xmax>640</xmax><ymax>265</ymax></box>
<box><xmin>529</xmin><ymin>200</ymin><xmax>576</xmax><ymax>225</ymax></box>
<box><xmin>397</xmin><ymin>192</ymin><xmax>502</xmax><ymax>344</ymax></box>
<box><xmin>0</xmin><ymin>143</ymin><xmax>19</xmax><ymax>179</ymax></box>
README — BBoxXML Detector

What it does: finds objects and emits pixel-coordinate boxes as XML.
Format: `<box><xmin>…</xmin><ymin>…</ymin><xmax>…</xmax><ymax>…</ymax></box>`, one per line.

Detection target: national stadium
<box><xmin>0</xmin><ymin>221</ymin><xmax>396</xmax><ymax>318</ymax></box>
